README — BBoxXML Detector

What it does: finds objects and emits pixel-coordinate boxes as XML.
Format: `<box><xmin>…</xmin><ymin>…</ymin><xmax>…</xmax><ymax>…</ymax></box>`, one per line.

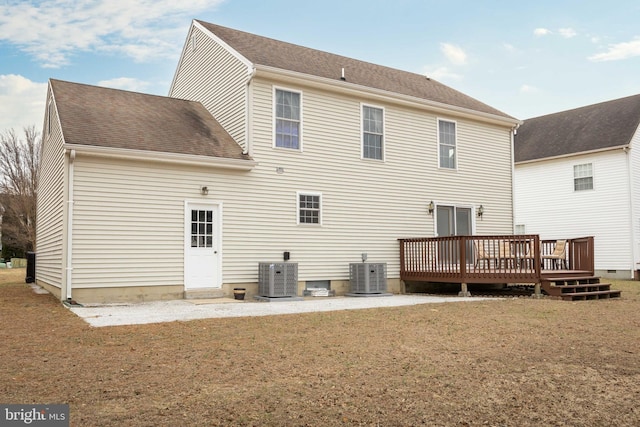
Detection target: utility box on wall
<box><xmin>349</xmin><ymin>262</ymin><xmax>388</xmax><ymax>294</ymax></box>
<box><xmin>258</xmin><ymin>262</ymin><xmax>298</xmax><ymax>297</ymax></box>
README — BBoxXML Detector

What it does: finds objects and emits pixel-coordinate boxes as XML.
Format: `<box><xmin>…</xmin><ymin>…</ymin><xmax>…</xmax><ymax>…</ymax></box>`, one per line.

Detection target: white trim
<box><xmin>572</xmin><ymin>162</ymin><xmax>594</xmax><ymax>192</ymax></box>
<box><xmin>360</xmin><ymin>103</ymin><xmax>386</xmax><ymax>161</ymax></box>
<box><xmin>515</xmin><ymin>144</ymin><xmax>629</xmax><ymax>165</ymax></box>
<box><xmin>169</xmin><ymin>20</ymin><xmax>254</xmax><ymax>95</ymax></box>
<box><xmin>437</xmin><ymin>117</ymin><xmax>458</xmax><ymax>170</ymax></box>
<box><xmin>273</xmin><ymin>86</ymin><xmax>303</xmax><ymax>152</ymax></box>
<box><xmin>184</xmin><ymin>200</ymin><xmax>223</xmax><ymax>289</ymax></box>
<box><xmin>64</xmin><ymin>149</ymin><xmax>75</xmax><ymax>301</ymax></box>
<box><xmin>296</xmin><ymin>191</ymin><xmax>322</xmax><ymax>226</ymax></box>
<box><xmin>193</xmin><ymin>20</ymin><xmax>253</xmax><ymax>72</ymax></box>
<box><xmin>254</xmin><ymin>65</ymin><xmax>521</xmax><ymax>128</ymax></box>
<box><xmin>432</xmin><ymin>201</ymin><xmax>477</xmax><ymax>236</ymax></box>
<box><xmin>63</xmin><ymin>143</ymin><xmax>257</xmax><ymax>170</ymax></box>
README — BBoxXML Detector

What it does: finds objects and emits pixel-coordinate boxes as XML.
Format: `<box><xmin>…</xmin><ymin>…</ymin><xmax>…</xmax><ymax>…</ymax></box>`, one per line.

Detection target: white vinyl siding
<box><xmin>242</xmin><ymin>78</ymin><xmax>514</xmax><ymax>281</ymax></box>
<box><xmin>515</xmin><ymin>150</ymin><xmax>632</xmax><ymax>272</ymax></box>
<box><xmin>35</xmin><ymin>91</ymin><xmax>66</xmax><ymax>289</ymax></box>
<box><xmin>58</xmin><ymin>79</ymin><xmax>515</xmax><ymax>293</ymax></box>
<box><xmin>170</xmin><ymin>25</ymin><xmax>249</xmax><ymax>150</ymax></box>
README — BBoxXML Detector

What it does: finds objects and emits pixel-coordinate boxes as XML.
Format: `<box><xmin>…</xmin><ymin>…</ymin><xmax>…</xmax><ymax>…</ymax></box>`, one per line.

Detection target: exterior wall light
<box><xmin>428</xmin><ymin>201</ymin><xmax>435</xmax><ymax>215</ymax></box>
<box><xmin>201</xmin><ymin>186</ymin><xmax>209</xmax><ymax>196</ymax></box>
<box><xmin>477</xmin><ymin>205</ymin><xmax>484</xmax><ymax>218</ymax></box>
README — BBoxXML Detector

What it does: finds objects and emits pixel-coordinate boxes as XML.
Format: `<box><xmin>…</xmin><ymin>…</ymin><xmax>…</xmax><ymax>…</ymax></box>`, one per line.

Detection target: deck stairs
<box><xmin>541</xmin><ymin>274</ymin><xmax>621</xmax><ymax>301</ymax></box>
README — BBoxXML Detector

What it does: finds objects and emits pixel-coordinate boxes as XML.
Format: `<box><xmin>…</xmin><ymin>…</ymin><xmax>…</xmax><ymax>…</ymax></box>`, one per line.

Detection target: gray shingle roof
<box><xmin>196</xmin><ymin>20</ymin><xmax>515</xmax><ymax>121</ymax></box>
<box><xmin>50</xmin><ymin>79</ymin><xmax>251</xmax><ymax>161</ymax></box>
<box><xmin>514</xmin><ymin>94</ymin><xmax>640</xmax><ymax>163</ymax></box>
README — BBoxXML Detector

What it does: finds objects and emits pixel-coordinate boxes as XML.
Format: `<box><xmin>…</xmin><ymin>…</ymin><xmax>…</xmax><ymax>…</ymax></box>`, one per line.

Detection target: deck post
<box><xmin>458</xmin><ymin>283</ymin><xmax>471</xmax><ymax>297</ymax></box>
<box><xmin>533</xmin><ymin>282</ymin><xmax>542</xmax><ymax>298</ymax></box>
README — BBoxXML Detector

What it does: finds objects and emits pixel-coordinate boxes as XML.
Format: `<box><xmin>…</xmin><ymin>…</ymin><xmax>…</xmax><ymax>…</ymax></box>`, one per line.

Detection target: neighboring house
<box><xmin>514</xmin><ymin>94</ymin><xmax>640</xmax><ymax>279</ymax></box>
<box><xmin>36</xmin><ymin>21</ymin><xmax>520</xmax><ymax>303</ymax></box>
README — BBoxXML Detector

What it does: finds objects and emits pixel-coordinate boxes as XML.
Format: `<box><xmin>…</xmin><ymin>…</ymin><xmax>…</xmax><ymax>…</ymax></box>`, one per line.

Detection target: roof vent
<box><xmin>341</xmin><ymin>67</ymin><xmax>346</xmax><ymax>81</ymax></box>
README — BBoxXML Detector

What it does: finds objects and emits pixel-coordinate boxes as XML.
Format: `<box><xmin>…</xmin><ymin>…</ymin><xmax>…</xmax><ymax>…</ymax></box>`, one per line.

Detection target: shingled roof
<box><xmin>50</xmin><ymin>79</ymin><xmax>251</xmax><ymax>161</ymax></box>
<box><xmin>196</xmin><ymin>20</ymin><xmax>515</xmax><ymax>121</ymax></box>
<box><xmin>514</xmin><ymin>94</ymin><xmax>640</xmax><ymax>163</ymax></box>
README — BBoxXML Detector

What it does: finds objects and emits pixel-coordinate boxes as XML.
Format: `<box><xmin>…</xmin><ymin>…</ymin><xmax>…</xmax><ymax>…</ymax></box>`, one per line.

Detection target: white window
<box><xmin>275</xmin><ymin>88</ymin><xmax>301</xmax><ymax>150</ymax></box>
<box><xmin>438</xmin><ymin>119</ymin><xmax>457</xmax><ymax>169</ymax></box>
<box><xmin>574</xmin><ymin>163</ymin><xmax>593</xmax><ymax>191</ymax></box>
<box><xmin>362</xmin><ymin>105</ymin><xmax>384</xmax><ymax>160</ymax></box>
<box><xmin>297</xmin><ymin>192</ymin><xmax>321</xmax><ymax>225</ymax></box>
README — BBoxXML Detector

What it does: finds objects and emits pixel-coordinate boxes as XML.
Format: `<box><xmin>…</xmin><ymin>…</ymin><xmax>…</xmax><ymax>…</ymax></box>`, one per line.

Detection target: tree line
<box><xmin>0</xmin><ymin>126</ymin><xmax>40</xmax><ymax>259</ymax></box>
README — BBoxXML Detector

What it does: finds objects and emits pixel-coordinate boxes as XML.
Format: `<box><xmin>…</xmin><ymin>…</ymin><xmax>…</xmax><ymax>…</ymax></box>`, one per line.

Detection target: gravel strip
<box><xmin>68</xmin><ymin>295</ymin><xmax>494</xmax><ymax>327</ymax></box>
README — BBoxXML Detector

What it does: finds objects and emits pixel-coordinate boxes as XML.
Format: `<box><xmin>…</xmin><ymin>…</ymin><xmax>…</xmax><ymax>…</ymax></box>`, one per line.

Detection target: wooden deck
<box><xmin>398</xmin><ymin>235</ymin><xmax>620</xmax><ymax>299</ymax></box>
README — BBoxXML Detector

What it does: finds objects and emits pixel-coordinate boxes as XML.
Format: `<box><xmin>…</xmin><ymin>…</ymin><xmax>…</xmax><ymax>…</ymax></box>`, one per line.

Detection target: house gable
<box><xmin>515</xmin><ymin>94</ymin><xmax>640</xmax><ymax>163</ymax></box>
<box><xmin>193</xmin><ymin>20</ymin><xmax>517</xmax><ymax>124</ymax></box>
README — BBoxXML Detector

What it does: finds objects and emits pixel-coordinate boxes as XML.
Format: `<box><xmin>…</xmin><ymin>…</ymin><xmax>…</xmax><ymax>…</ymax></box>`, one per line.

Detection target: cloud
<box><xmin>97</xmin><ymin>77</ymin><xmax>151</xmax><ymax>92</ymax></box>
<box><xmin>534</xmin><ymin>28</ymin><xmax>552</xmax><ymax>37</ymax></box>
<box><xmin>0</xmin><ymin>75</ymin><xmax>48</xmax><ymax>132</ymax></box>
<box><xmin>423</xmin><ymin>66</ymin><xmax>462</xmax><ymax>81</ymax></box>
<box><xmin>588</xmin><ymin>37</ymin><xmax>640</xmax><ymax>61</ymax></box>
<box><xmin>520</xmin><ymin>84</ymin><xmax>539</xmax><ymax>94</ymax></box>
<box><xmin>558</xmin><ymin>28</ymin><xmax>577</xmax><ymax>38</ymax></box>
<box><xmin>0</xmin><ymin>0</ymin><xmax>225</xmax><ymax>68</ymax></box>
<box><xmin>440</xmin><ymin>43</ymin><xmax>467</xmax><ymax>65</ymax></box>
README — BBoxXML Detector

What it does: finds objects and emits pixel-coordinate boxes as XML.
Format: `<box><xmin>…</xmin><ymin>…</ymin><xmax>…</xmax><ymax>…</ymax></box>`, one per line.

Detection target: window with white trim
<box><xmin>362</xmin><ymin>105</ymin><xmax>384</xmax><ymax>160</ymax></box>
<box><xmin>573</xmin><ymin>163</ymin><xmax>593</xmax><ymax>191</ymax></box>
<box><xmin>275</xmin><ymin>88</ymin><xmax>301</xmax><ymax>149</ymax></box>
<box><xmin>438</xmin><ymin>119</ymin><xmax>457</xmax><ymax>169</ymax></box>
<box><xmin>298</xmin><ymin>192</ymin><xmax>321</xmax><ymax>225</ymax></box>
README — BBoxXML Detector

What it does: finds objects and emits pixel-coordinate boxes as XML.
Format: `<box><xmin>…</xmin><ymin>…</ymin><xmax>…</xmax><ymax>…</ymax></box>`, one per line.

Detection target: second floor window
<box><xmin>362</xmin><ymin>105</ymin><xmax>384</xmax><ymax>160</ymax></box>
<box><xmin>574</xmin><ymin>163</ymin><xmax>593</xmax><ymax>191</ymax></box>
<box><xmin>275</xmin><ymin>89</ymin><xmax>301</xmax><ymax>149</ymax></box>
<box><xmin>438</xmin><ymin>119</ymin><xmax>456</xmax><ymax>169</ymax></box>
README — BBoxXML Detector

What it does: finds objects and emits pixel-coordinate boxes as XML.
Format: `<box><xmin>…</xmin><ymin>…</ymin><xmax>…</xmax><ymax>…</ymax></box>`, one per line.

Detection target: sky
<box><xmin>2</xmin><ymin>0</ymin><xmax>640</xmax><ymax>134</ymax></box>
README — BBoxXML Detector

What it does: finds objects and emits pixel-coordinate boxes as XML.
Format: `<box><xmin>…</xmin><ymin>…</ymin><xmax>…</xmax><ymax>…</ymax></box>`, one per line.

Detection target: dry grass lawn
<box><xmin>1</xmin><ymin>268</ymin><xmax>639</xmax><ymax>426</ymax></box>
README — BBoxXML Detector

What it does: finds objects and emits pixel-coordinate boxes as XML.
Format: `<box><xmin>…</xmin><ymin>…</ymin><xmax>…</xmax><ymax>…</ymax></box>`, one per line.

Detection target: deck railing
<box><xmin>399</xmin><ymin>235</ymin><xmax>594</xmax><ymax>285</ymax></box>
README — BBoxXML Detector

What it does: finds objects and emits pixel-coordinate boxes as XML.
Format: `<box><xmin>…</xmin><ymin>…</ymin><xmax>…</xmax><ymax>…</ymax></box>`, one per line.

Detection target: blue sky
<box><xmin>2</xmin><ymin>0</ymin><xmax>640</xmax><ymax>134</ymax></box>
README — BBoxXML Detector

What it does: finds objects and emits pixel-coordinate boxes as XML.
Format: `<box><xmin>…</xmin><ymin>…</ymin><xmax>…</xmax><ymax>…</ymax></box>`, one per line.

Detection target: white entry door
<box><xmin>185</xmin><ymin>203</ymin><xmax>221</xmax><ymax>290</ymax></box>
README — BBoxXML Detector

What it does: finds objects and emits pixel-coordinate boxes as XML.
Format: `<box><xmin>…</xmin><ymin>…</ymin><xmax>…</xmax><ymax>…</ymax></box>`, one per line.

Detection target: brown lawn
<box><xmin>1</xmin><ymin>268</ymin><xmax>639</xmax><ymax>426</ymax></box>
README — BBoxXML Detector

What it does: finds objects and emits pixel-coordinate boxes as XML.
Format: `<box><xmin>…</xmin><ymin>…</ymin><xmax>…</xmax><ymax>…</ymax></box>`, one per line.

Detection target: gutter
<box><xmin>63</xmin><ymin>144</ymin><xmax>257</xmax><ymax>170</ymax></box>
<box><xmin>253</xmin><ymin>65</ymin><xmax>522</xmax><ymax>128</ymax></box>
<box><xmin>510</xmin><ymin>124</ymin><xmax>520</xmax><ymax>233</ymax></box>
<box><xmin>65</xmin><ymin>149</ymin><xmax>75</xmax><ymax>301</ymax></box>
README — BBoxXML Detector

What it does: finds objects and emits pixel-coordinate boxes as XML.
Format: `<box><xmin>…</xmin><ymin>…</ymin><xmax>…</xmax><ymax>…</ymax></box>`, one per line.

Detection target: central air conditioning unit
<box><xmin>258</xmin><ymin>262</ymin><xmax>298</xmax><ymax>297</ymax></box>
<box><xmin>349</xmin><ymin>263</ymin><xmax>388</xmax><ymax>294</ymax></box>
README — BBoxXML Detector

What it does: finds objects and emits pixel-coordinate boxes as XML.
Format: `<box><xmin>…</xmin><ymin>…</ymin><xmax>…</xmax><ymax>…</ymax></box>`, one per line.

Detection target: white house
<box><xmin>514</xmin><ymin>94</ymin><xmax>640</xmax><ymax>279</ymax></box>
<box><xmin>36</xmin><ymin>21</ymin><xmax>520</xmax><ymax>303</ymax></box>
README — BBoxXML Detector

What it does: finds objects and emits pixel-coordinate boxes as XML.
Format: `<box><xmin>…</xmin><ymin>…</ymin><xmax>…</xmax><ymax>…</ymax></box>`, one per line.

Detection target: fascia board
<box><xmin>64</xmin><ymin>144</ymin><xmax>258</xmax><ymax>171</ymax></box>
<box><xmin>254</xmin><ymin>65</ymin><xmax>522</xmax><ymax>128</ymax></box>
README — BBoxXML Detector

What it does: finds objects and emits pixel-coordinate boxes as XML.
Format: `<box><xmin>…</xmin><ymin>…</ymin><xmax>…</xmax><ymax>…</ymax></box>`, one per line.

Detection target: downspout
<box><xmin>510</xmin><ymin>124</ymin><xmax>520</xmax><ymax>233</ymax></box>
<box><xmin>624</xmin><ymin>146</ymin><xmax>637</xmax><ymax>279</ymax></box>
<box><xmin>65</xmin><ymin>149</ymin><xmax>75</xmax><ymax>301</ymax></box>
<box><xmin>244</xmin><ymin>66</ymin><xmax>256</xmax><ymax>156</ymax></box>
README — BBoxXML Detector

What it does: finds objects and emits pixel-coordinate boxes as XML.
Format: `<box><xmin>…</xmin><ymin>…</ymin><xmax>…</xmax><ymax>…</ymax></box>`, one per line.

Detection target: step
<box><xmin>560</xmin><ymin>290</ymin><xmax>622</xmax><ymax>301</ymax></box>
<box><xmin>184</xmin><ymin>288</ymin><xmax>225</xmax><ymax>299</ymax></box>
<box><xmin>557</xmin><ymin>284</ymin><xmax>611</xmax><ymax>292</ymax></box>
<box><xmin>545</xmin><ymin>277</ymin><xmax>601</xmax><ymax>286</ymax></box>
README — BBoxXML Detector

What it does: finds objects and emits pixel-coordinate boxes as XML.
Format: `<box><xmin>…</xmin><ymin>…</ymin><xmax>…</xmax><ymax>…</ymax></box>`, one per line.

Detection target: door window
<box><xmin>191</xmin><ymin>209</ymin><xmax>213</xmax><ymax>248</ymax></box>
